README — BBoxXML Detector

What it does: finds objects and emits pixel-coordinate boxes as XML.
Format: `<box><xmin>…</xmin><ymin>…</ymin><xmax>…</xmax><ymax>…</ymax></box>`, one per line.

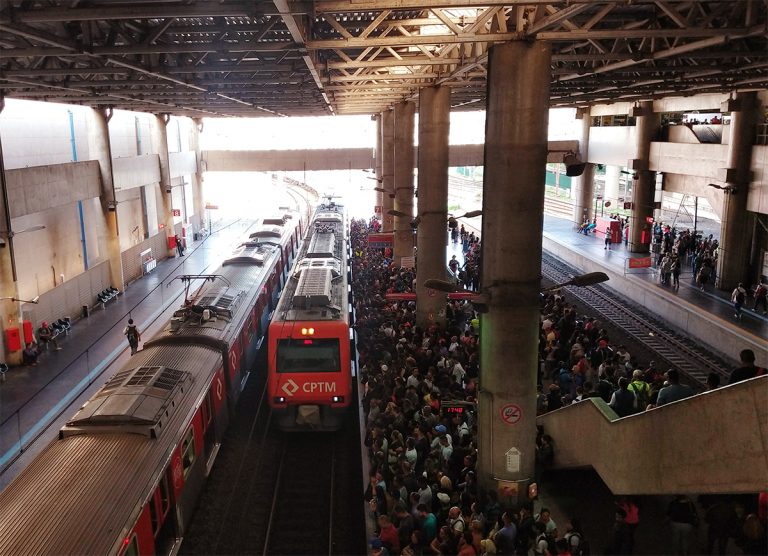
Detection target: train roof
<box><xmin>150</xmin><ymin>240</ymin><xmax>282</xmax><ymax>344</ymax></box>
<box><xmin>0</xmin><ymin>343</ymin><xmax>222</xmax><ymax>555</ymax></box>
<box><xmin>272</xmin><ymin>201</ymin><xmax>348</xmax><ymax>324</ymax></box>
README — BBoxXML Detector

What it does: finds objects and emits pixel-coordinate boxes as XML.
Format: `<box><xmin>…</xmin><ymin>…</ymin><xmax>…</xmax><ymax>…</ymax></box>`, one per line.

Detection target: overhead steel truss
<box><xmin>0</xmin><ymin>1</ymin><xmax>765</xmax><ymax>116</ymax></box>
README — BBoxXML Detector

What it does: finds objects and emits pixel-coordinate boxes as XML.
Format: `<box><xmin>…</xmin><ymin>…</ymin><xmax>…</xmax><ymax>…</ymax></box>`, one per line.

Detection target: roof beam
<box><xmin>2</xmin><ymin>4</ymin><xmax>260</xmax><ymax>23</ymax></box>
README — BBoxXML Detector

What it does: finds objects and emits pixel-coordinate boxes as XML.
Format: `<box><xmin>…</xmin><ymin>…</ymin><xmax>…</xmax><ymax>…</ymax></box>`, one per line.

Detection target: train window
<box><xmin>276</xmin><ymin>338</ymin><xmax>341</xmax><ymax>373</ymax></box>
<box><xmin>181</xmin><ymin>427</ymin><xmax>196</xmax><ymax>479</ymax></box>
<box><xmin>203</xmin><ymin>391</ymin><xmax>213</xmax><ymax>428</ymax></box>
<box><xmin>149</xmin><ymin>494</ymin><xmax>159</xmax><ymax>535</ymax></box>
<box><xmin>159</xmin><ymin>474</ymin><xmax>170</xmax><ymax>517</ymax></box>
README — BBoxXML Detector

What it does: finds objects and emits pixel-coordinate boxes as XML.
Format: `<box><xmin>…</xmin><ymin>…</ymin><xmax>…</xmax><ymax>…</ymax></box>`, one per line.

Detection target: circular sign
<box><xmin>604</xmin><ymin>201</ymin><xmax>612</xmax><ymax>207</ymax></box>
<box><xmin>427</xmin><ymin>288</ymin><xmax>437</xmax><ymax>297</ymax></box>
<box><xmin>499</xmin><ymin>404</ymin><xmax>522</xmax><ymax>425</ymax></box>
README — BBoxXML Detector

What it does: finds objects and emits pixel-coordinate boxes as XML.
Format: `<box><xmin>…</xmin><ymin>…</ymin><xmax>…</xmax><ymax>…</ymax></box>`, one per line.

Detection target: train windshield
<box><xmin>276</xmin><ymin>339</ymin><xmax>341</xmax><ymax>373</ymax></box>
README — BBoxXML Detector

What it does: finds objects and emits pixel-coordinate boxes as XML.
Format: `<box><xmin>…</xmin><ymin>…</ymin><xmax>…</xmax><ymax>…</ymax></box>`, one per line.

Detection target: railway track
<box><xmin>542</xmin><ymin>254</ymin><xmax>733</xmax><ymax>387</ymax></box>
<box><xmin>181</xmin><ymin>362</ymin><xmax>365</xmax><ymax>555</ymax></box>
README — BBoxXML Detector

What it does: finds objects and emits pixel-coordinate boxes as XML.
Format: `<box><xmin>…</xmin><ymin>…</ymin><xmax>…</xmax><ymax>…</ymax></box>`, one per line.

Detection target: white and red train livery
<box><xmin>0</xmin><ymin>207</ymin><xmax>306</xmax><ymax>555</ymax></box>
<box><xmin>267</xmin><ymin>200</ymin><xmax>352</xmax><ymax>431</ymax></box>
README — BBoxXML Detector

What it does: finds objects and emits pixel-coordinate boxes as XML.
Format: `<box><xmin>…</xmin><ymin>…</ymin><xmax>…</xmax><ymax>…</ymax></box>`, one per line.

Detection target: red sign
<box><xmin>628</xmin><ymin>256</ymin><xmax>652</xmax><ymax>269</ymax></box>
<box><xmin>368</xmin><ymin>232</ymin><xmax>394</xmax><ymax>249</ymax></box>
<box><xmin>172</xmin><ymin>209</ymin><xmax>181</xmax><ymax>216</ymax></box>
<box><xmin>159</xmin><ymin>223</ymin><xmax>166</xmax><ymax>229</ymax></box>
<box><xmin>500</xmin><ymin>404</ymin><xmax>522</xmax><ymax>425</ymax></box>
<box><xmin>645</xmin><ymin>216</ymin><xmax>654</xmax><ymax>224</ymax></box>
<box><xmin>374</xmin><ymin>205</ymin><xmax>382</xmax><ymax>214</ymax></box>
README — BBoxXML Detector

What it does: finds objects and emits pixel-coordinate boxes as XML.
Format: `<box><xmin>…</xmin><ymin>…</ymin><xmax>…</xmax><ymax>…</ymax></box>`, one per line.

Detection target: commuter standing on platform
<box><xmin>752</xmin><ymin>280</ymin><xmax>767</xmax><ymax>314</ymax></box>
<box><xmin>175</xmin><ymin>234</ymin><xmax>185</xmax><ymax>256</ymax></box>
<box><xmin>731</xmin><ymin>283</ymin><xmax>747</xmax><ymax>320</ymax></box>
<box><xmin>604</xmin><ymin>227</ymin><xmax>612</xmax><ymax>250</ymax></box>
<box><xmin>123</xmin><ymin>318</ymin><xmax>141</xmax><ymax>355</ymax></box>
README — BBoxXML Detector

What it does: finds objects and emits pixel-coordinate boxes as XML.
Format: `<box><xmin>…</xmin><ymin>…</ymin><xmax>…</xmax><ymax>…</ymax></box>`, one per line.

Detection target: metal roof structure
<box><xmin>0</xmin><ymin>1</ymin><xmax>765</xmax><ymax>117</ymax></box>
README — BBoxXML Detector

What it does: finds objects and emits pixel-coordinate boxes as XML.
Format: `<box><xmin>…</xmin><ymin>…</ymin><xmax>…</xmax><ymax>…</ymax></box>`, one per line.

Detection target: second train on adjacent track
<box><xmin>267</xmin><ymin>199</ymin><xmax>353</xmax><ymax>431</ymax></box>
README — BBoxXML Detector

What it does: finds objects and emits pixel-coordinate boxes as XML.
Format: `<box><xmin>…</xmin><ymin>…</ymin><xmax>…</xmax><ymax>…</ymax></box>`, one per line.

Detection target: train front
<box><xmin>268</xmin><ymin>319</ymin><xmax>351</xmax><ymax>430</ymax></box>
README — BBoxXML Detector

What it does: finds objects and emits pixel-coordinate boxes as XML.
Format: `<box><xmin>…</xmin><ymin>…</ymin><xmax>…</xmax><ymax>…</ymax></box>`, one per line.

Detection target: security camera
<box><xmin>166</xmin><ymin>187</ymin><xmax>172</xmax><ymax>193</ymax></box>
<box><xmin>0</xmin><ymin>237</ymin><xmax>5</xmax><ymax>248</ymax></box>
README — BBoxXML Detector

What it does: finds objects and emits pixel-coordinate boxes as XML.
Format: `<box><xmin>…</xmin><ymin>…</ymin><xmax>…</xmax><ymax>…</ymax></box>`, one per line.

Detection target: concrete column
<box><xmin>381</xmin><ymin>109</ymin><xmax>395</xmax><ymax>232</ymax></box>
<box><xmin>0</xmin><ymin>119</ymin><xmax>23</xmax><ymax>362</ymax></box>
<box><xmin>89</xmin><ymin>108</ymin><xmax>125</xmax><ymax>292</ymax></box>
<box><xmin>374</xmin><ymin>114</ymin><xmax>384</xmax><ymax>218</ymax></box>
<box><xmin>571</xmin><ymin>109</ymin><xmax>595</xmax><ymax>225</ymax></box>
<box><xmin>604</xmin><ymin>165</ymin><xmax>621</xmax><ymax>209</ymax></box>
<box><xmin>189</xmin><ymin>118</ymin><xmax>205</xmax><ymax>234</ymax></box>
<box><xmin>150</xmin><ymin>114</ymin><xmax>177</xmax><ymax>256</ymax></box>
<box><xmin>628</xmin><ymin>101</ymin><xmax>659</xmax><ymax>253</ymax></box>
<box><xmin>717</xmin><ymin>92</ymin><xmax>759</xmax><ymax>290</ymax></box>
<box><xmin>393</xmin><ymin>101</ymin><xmax>416</xmax><ymax>265</ymax></box>
<box><xmin>415</xmin><ymin>86</ymin><xmax>451</xmax><ymax>328</ymax></box>
<box><xmin>478</xmin><ymin>40</ymin><xmax>551</xmax><ymax>502</ymax></box>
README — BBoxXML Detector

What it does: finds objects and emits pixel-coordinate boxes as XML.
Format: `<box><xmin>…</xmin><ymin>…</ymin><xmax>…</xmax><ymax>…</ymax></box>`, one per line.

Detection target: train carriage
<box><xmin>267</xmin><ymin>200</ymin><xmax>352</xmax><ymax>431</ymax></box>
<box><xmin>0</xmin><ymin>206</ymin><xmax>308</xmax><ymax>555</ymax></box>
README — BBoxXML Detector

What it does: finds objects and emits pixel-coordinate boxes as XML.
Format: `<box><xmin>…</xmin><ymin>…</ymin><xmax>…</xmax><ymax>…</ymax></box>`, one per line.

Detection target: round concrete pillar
<box><xmin>150</xmin><ymin>115</ymin><xmax>177</xmax><ymax>256</ymax></box>
<box><xmin>717</xmin><ymin>92</ymin><xmax>758</xmax><ymax>290</ymax></box>
<box><xmin>415</xmin><ymin>86</ymin><xmax>451</xmax><ymax>328</ymax></box>
<box><xmin>374</xmin><ymin>114</ymin><xmax>384</xmax><ymax>218</ymax></box>
<box><xmin>571</xmin><ymin>110</ymin><xmax>595</xmax><ymax>225</ymax></box>
<box><xmin>393</xmin><ymin>101</ymin><xmax>416</xmax><ymax>265</ymax></box>
<box><xmin>381</xmin><ymin>110</ymin><xmax>395</xmax><ymax>232</ymax></box>
<box><xmin>628</xmin><ymin>102</ymin><xmax>659</xmax><ymax>253</ymax></box>
<box><xmin>478</xmin><ymin>40</ymin><xmax>551</xmax><ymax>504</ymax></box>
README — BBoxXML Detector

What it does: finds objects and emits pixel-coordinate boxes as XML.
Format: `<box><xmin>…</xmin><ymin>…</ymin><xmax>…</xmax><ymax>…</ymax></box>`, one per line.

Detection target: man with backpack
<box><xmin>627</xmin><ymin>370</ymin><xmax>651</xmax><ymax>412</ymax></box>
<box><xmin>123</xmin><ymin>318</ymin><xmax>141</xmax><ymax>355</ymax></box>
<box><xmin>731</xmin><ymin>283</ymin><xmax>747</xmax><ymax>320</ymax></box>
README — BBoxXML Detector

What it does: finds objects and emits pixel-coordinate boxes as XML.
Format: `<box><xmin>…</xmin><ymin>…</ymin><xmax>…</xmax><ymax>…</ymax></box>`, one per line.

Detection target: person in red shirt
<box><xmin>378</xmin><ymin>515</ymin><xmax>400</xmax><ymax>554</ymax></box>
<box><xmin>457</xmin><ymin>531</ymin><xmax>477</xmax><ymax>556</ymax></box>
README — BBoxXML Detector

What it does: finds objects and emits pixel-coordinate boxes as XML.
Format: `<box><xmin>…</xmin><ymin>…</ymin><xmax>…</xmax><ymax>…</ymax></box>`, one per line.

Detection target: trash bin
<box><xmin>82</xmin><ymin>305</ymin><xmax>90</xmax><ymax>319</ymax></box>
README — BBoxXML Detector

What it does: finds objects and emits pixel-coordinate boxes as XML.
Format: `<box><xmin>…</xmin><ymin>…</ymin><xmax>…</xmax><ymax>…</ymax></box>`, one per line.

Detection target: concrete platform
<box><xmin>542</xmin><ymin>215</ymin><xmax>767</xmax><ymax>365</ymax></box>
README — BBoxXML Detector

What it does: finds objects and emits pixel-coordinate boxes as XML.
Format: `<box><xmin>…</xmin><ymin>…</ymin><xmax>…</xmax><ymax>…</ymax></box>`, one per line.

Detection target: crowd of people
<box><xmin>352</xmin><ymin>214</ymin><xmax>766</xmax><ymax>555</ymax></box>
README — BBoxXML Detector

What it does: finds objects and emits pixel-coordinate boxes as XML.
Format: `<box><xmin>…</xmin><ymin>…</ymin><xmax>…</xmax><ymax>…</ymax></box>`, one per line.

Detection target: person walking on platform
<box><xmin>604</xmin><ymin>227</ymin><xmax>612</xmax><ymax>250</ymax></box>
<box><xmin>731</xmin><ymin>283</ymin><xmax>747</xmax><ymax>320</ymax></box>
<box><xmin>752</xmin><ymin>280</ymin><xmax>767</xmax><ymax>315</ymax></box>
<box><xmin>37</xmin><ymin>321</ymin><xmax>61</xmax><ymax>351</ymax></box>
<box><xmin>175</xmin><ymin>234</ymin><xmax>185</xmax><ymax>256</ymax></box>
<box><xmin>123</xmin><ymin>318</ymin><xmax>141</xmax><ymax>355</ymax></box>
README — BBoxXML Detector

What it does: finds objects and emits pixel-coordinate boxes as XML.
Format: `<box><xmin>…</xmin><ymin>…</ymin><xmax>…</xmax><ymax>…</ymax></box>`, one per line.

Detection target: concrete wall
<box><xmin>537</xmin><ymin>376</ymin><xmax>768</xmax><ymax>495</ymax></box>
<box><xmin>0</xmin><ymin>100</ymin><xmax>91</xmax><ymax>169</ymax></box>
<box><xmin>12</xmin><ymin>204</ymin><xmax>89</xmax><ymax>300</ymax></box>
<box><xmin>108</xmin><ymin>109</ymin><xmax>155</xmax><ymax>158</ymax></box>
<box><xmin>169</xmin><ymin>151</ymin><xmax>197</xmax><ymax>178</ymax></box>
<box><xmin>112</xmin><ymin>154</ymin><xmax>161</xmax><ymax>191</ymax></box>
<box><xmin>5</xmin><ymin>161</ymin><xmax>101</xmax><ymax>218</ymax></box>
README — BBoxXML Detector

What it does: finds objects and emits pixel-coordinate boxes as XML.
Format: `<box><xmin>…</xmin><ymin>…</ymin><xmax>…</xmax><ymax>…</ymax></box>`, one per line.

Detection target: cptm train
<box><xmin>268</xmin><ymin>199</ymin><xmax>354</xmax><ymax>431</ymax></box>
<box><xmin>0</xmin><ymin>208</ymin><xmax>307</xmax><ymax>556</ymax></box>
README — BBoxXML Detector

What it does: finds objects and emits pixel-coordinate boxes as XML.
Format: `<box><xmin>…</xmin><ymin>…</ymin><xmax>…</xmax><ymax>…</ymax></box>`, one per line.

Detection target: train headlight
<box><xmin>300</xmin><ymin>327</ymin><xmax>315</xmax><ymax>335</ymax></box>
<box><xmin>274</xmin><ymin>396</ymin><xmax>287</xmax><ymax>404</ymax></box>
<box><xmin>332</xmin><ymin>395</ymin><xmax>344</xmax><ymax>403</ymax></box>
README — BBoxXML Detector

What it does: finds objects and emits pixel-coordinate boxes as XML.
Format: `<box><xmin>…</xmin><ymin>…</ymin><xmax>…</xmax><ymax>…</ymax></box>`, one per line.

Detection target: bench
<box><xmin>96</xmin><ymin>287</ymin><xmax>119</xmax><ymax>309</ymax></box>
<box><xmin>49</xmin><ymin>317</ymin><xmax>71</xmax><ymax>338</ymax></box>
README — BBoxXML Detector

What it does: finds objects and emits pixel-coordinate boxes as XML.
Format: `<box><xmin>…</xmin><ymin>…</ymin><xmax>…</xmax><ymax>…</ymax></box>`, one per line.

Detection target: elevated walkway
<box><xmin>537</xmin><ymin>376</ymin><xmax>768</xmax><ymax>495</ymax></box>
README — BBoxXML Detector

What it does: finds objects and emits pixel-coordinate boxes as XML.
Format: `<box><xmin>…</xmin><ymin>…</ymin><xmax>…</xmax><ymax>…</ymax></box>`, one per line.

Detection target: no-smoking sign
<box><xmin>500</xmin><ymin>403</ymin><xmax>522</xmax><ymax>425</ymax></box>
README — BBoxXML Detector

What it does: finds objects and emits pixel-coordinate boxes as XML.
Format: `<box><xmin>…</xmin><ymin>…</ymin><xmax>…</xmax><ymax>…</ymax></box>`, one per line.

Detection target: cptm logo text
<box><xmin>281</xmin><ymin>379</ymin><xmax>337</xmax><ymax>396</ymax></box>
